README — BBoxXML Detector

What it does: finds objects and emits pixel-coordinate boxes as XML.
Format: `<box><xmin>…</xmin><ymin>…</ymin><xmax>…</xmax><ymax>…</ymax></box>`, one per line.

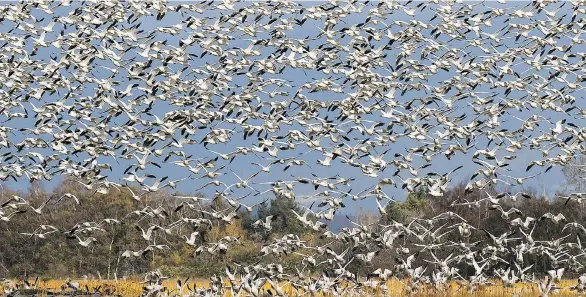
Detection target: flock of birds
<box><xmin>4</xmin><ymin>0</ymin><xmax>586</xmax><ymax>296</ymax></box>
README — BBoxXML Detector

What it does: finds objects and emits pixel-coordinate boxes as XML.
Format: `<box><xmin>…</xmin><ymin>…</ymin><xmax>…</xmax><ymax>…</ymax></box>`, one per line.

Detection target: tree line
<box><xmin>0</xmin><ymin>165</ymin><xmax>584</xmax><ymax>279</ymax></box>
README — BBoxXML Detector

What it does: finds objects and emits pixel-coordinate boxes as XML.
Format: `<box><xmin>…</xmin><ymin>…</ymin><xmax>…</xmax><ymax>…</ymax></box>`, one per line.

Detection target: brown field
<box><xmin>2</xmin><ymin>278</ymin><xmax>586</xmax><ymax>297</ymax></box>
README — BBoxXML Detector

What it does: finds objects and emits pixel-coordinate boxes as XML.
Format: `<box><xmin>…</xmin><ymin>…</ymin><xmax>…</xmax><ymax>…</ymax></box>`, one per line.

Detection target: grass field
<box><xmin>2</xmin><ymin>278</ymin><xmax>586</xmax><ymax>297</ymax></box>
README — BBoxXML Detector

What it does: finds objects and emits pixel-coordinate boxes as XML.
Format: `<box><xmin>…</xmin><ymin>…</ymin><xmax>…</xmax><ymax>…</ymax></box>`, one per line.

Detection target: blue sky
<box><xmin>0</xmin><ymin>0</ymin><xmax>581</xmax><ymax>215</ymax></box>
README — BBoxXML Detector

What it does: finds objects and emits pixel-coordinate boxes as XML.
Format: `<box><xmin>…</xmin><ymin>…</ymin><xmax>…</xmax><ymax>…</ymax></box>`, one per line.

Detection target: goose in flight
<box><xmin>252</xmin><ymin>215</ymin><xmax>278</xmax><ymax>232</ymax></box>
<box><xmin>74</xmin><ymin>236</ymin><xmax>97</xmax><ymax>248</ymax></box>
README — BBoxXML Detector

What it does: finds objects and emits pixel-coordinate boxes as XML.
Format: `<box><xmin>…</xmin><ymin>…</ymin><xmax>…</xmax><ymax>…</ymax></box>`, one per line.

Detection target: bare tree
<box><xmin>355</xmin><ymin>207</ymin><xmax>379</xmax><ymax>232</ymax></box>
<box><xmin>561</xmin><ymin>155</ymin><xmax>586</xmax><ymax>193</ymax></box>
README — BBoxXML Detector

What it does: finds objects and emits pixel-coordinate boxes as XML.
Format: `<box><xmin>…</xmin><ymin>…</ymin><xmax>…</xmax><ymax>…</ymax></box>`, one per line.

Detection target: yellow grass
<box><xmin>21</xmin><ymin>279</ymin><xmax>208</xmax><ymax>297</ymax></box>
<box><xmin>2</xmin><ymin>278</ymin><xmax>585</xmax><ymax>296</ymax></box>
